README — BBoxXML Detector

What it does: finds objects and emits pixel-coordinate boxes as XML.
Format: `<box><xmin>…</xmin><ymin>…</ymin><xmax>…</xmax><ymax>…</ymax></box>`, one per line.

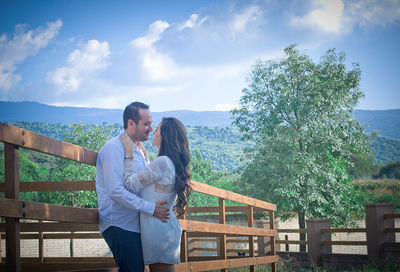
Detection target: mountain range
<box><xmin>0</xmin><ymin>101</ymin><xmax>399</xmax><ymax>139</ymax></box>
<box><xmin>0</xmin><ymin>101</ymin><xmax>233</xmax><ymax>128</ymax></box>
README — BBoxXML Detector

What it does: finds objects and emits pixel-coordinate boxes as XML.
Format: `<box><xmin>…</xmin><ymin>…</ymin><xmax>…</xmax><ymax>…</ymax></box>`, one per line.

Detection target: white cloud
<box><xmin>178</xmin><ymin>14</ymin><xmax>208</xmax><ymax>31</ymax></box>
<box><xmin>290</xmin><ymin>0</ymin><xmax>400</xmax><ymax>34</ymax></box>
<box><xmin>6</xmin><ymin>1</ymin><xmax>332</xmax><ymax>111</ymax></box>
<box><xmin>346</xmin><ymin>0</ymin><xmax>400</xmax><ymax>27</ymax></box>
<box><xmin>129</xmin><ymin>5</ymin><xmax>265</xmax><ymax>84</ymax></box>
<box><xmin>290</xmin><ymin>0</ymin><xmax>344</xmax><ymax>33</ymax></box>
<box><xmin>131</xmin><ymin>20</ymin><xmax>176</xmax><ymax>81</ymax></box>
<box><xmin>230</xmin><ymin>5</ymin><xmax>263</xmax><ymax>37</ymax></box>
<box><xmin>131</xmin><ymin>20</ymin><xmax>169</xmax><ymax>49</ymax></box>
<box><xmin>46</xmin><ymin>40</ymin><xmax>110</xmax><ymax>93</ymax></box>
<box><xmin>47</xmin><ymin>78</ymin><xmax>185</xmax><ymax>109</ymax></box>
<box><xmin>0</xmin><ymin>63</ymin><xmax>21</xmax><ymax>90</ymax></box>
<box><xmin>0</xmin><ymin>19</ymin><xmax>63</xmax><ymax>90</ymax></box>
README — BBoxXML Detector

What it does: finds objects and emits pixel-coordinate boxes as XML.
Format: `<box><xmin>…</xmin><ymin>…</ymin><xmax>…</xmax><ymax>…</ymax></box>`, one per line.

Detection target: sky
<box><xmin>0</xmin><ymin>0</ymin><xmax>399</xmax><ymax>112</ymax></box>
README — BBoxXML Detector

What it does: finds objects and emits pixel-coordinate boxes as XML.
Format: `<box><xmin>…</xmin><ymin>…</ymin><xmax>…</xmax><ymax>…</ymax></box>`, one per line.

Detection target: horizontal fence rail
<box><xmin>384</xmin><ymin>213</ymin><xmax>400</xmax><ymax>233</ymax></box>
<box><xmin>321</xmin><ymin>228</ymin><xmax>367</xmax><ymax>247</ymax></box>
<box><xmin>384</xmin><ymin>213</ymin><xmax>400</xmax><ymax>219</ymax></box>
<box><xmin>0</xmin><ymin>180</ymin><xmax>96</xmax><ymax>192</ymax></box>
<box><xmin>0</xmin><ymin>122</ymin><xmax>97</xmax><ymax>165</ymax></box>
<box><xmin>190</xmin><ymin>181</ymin><xmax>276</xmax><ymax>211</ymax></box>
<box><xmin>322</xmin><ymin>241</ymin><xmax>367</xmax><ymax>246</ymax></box>
<box><xmin>0</xmin><ymin>222</ymin><xmax>98</xmax><ymax>232</ymax></box>
<box><xmin>0</xmin><ymin>122</ymin><xmax>278</xmax><ymax>272</ymax></box>
<box><xmin>278</xmin><ymin>229</ymin><xmax>307</xmax><ymax>233</ymax></box>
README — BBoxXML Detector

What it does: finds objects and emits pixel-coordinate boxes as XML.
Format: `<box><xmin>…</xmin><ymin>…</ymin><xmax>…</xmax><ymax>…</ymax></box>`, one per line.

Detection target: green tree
<box><xmin>232</xmin><ymin>45</ymin><xmax>372</xmax><ymax>250</ymax></box>
<box><xmin>41</xmin><ymin>123</ymin><xmax>112</xmax><ymax>207</ymax></box>
<box><xmin>0</xmin><ymin>150</ymin><xmax>50</xmax><ymax>201</ymax></box>
<box><xmin>188</xmin><ymin>148</ymin><xmax>225</xmax><ymax>207</ymax></box>
<box><xmin>374</xmin><ymin>160</ymin><xmax>400</xmax><ymax>179</ymax></box>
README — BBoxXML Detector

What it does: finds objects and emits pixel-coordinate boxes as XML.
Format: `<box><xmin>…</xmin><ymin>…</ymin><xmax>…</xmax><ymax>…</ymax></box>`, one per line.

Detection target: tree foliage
<box><xmin>232</xmin><ymin>45</ymin><xmax>372</xmax><ymax>229</ymax></box>
<box><xmin>6</xmin><ymin>121</ymin><xmax>400</xmax><ymax>171</ymax></box>
<box><xmin>39</xmin><ymin>123</ymin><xmax>112</xmax><ymax>207</ymax></box>
<box><xmin>188</xmin><ymin>148</ymin><xmax>226</xmax><ymax>207</ymax></box>
<box><xmin>373</xmin><ymin>160</ymin><xmax>400</xmax><ymax>179</ymax></box>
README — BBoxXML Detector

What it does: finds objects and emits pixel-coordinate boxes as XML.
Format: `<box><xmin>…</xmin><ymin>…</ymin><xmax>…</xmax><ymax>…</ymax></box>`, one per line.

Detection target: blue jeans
<box><xmin>102</xmin><ymin>226</ymin><xmax>144</xmax><ymax>272</ymax></box>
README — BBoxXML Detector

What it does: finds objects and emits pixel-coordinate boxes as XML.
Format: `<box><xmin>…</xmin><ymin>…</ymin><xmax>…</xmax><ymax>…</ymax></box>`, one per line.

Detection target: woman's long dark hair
<box><xmin>158</xmin><ymin>117</ymin><xmax>191</xmax><ymax>217</ymax></box>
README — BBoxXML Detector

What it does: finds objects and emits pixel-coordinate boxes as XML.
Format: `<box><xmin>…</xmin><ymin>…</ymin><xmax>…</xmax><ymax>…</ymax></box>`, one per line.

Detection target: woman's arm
<box><xmin>120</xmin><ymin>133</ymin><xmax>164</xmax><ymax>192</ymax></box>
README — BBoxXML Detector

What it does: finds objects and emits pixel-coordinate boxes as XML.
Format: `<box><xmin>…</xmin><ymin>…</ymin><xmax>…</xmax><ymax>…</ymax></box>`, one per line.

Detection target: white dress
<box><xmin>123</xmin><ymin>155</ymin><xmax>181</xmax><ymax>265</ymax></box>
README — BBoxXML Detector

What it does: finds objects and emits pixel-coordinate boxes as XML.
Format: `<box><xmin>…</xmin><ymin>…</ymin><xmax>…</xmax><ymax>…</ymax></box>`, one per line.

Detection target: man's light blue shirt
<box><xmin>96</xmin><ymin>132</ymin><xmax>155</xmax><ymax>234</ymax></box>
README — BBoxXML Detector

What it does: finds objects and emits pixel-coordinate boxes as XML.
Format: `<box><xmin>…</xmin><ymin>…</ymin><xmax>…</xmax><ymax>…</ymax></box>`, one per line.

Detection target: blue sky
<box><xmin>0</xmin><ymin>0</ymin><xmax>399</xmax><ymax>111</ymax></box>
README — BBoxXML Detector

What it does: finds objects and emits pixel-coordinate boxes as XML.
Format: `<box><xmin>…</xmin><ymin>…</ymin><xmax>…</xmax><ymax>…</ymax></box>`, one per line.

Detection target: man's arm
<box><xmin>101</xmin><ymin>142</ymin><xmax>154</xmax><ymax>215</ymax></box>
<box><xmin>101</xmin><ymin>142</ymin><xmax>169</xmax><ymax>221</ymax></box>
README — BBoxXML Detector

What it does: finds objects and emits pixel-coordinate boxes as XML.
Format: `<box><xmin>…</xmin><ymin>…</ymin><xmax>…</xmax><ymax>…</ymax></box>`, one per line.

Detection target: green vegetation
<box><xmin>232</xmin><ymin>45</ymin><xmax>372</xmax><ymax>253</ymax></box>
<box><xmin>371</xmin><ymin>136</ymin><xmax>400</xmax><ymax>164</ymax></box>
<box><xmin>186</xmin><ymin>126</ymin><xmax>252</xmax><ymax>172</ymax></box>
<box><xmin>0</xmin><ymin>124</ymin><xmax>113</xmax><ymax>207</ymax></box>
<box><xmin>205</xmin><ymin>261</ymin><xmax>400</xmax><ymax>271</ymax></box>
<box><xmin>0</xmin><ymin>124</ymin><xmax>236</xmax><ymax>209</ymax></box>
<box><xmin>36</xmin><ymin>124</ymin><xmax>112</xmax><ymax>207</ymax></box>
<box><xmin>0</xmin><ymin>145</ymin><xmax>51</xmax><ymax>201</ymax></box>
<box><xmin>2</xmin><ymin>102</ymin><xmax>400</xmax><ymax>141</ymax></box>
<box><xmin>372</xmin><ymin>160</ymin><xmax>400</xmax><ymax>179</ymax></box>
<box><xmin>188</xmin><ymin>148</ymin><xmax>242</xmax><ymax>207</ymax></box>
<box><xmin>4</xmin><ymin>122</ymin><xmax>250</xmax><ymax>172</ymax></box>
<box><xmin>353</xmin><ymin>179</ymin><xmax>400</xmax><ymax>213</ymax></box>
<box><xmin>4</xmin><ymin>121</ymin><xmax>400</xmax><ymax>173</ymax></box>
<box><xmin>1</xmin><ymin>122</ymin><xmax>399</xmax><ymax>211</ymax></box>
<box><xmin>1</xmin><ymin>47</ymin><xmax>399</xmax><ymax>271</ymax></box>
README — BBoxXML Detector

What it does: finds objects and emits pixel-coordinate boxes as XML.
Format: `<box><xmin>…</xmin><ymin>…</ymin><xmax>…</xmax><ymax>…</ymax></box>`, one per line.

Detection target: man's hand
<box><xmin>153</xmin><ymin>200</ymin><xmax>169</xmax><ymax>222</ymax></box>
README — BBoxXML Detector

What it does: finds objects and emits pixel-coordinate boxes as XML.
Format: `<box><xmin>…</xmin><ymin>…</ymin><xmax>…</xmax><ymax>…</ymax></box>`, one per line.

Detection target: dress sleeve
<box><xmin>124</xmin><ymin>156</ymin><xmax>167</xmax><ymax>193</ymax></box>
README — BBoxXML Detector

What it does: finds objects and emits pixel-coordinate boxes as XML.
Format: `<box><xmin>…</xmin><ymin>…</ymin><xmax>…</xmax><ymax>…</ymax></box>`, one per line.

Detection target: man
<box><xmin>96</xmin><ymin>102</ymin><xmax>170</xmax><ymax>272</ymax></box>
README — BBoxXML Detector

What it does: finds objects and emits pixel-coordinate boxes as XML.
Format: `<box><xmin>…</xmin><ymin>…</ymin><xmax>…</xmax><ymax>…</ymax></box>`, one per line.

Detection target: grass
<box><xmin>202</xmin><ymin>261</ymin><xmax>400</xmax><ymax>272</ymax></box>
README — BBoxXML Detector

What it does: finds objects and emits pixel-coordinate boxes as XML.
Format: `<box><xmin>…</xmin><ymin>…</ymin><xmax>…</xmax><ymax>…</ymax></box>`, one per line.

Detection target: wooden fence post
<box><xmin>365</xmin><ymin>203</ymin><xmax>395</xmax><ymax>262</ymax></box>
<box><xmin>218</xmin><ymin>198</ymin><xmax>227</xmax><ymax>272</ymax></box>
<box><xmin>0</xmin><ymin>230</ymin><xmax>2</xmax><ymax>263</ymax></box>
<box><xmin>255</xmin><ymin>219</ymin><xmax>274</xmax><ymax>256</ymax></box>
<box><xmin>39</xmin><ymin>220</ymin><xmax>44</xmax><ymax>262</ymax></box>
<box><xmin>180</xmin><ymin>212</ymin><xmax>188</xmax><ymax>263</ymax></box>
<box><xmin>269</xmin><ymin>211</ymin><xmax>276</xmax><ymax>272</ymax></box>
<box><xmin>248</xmin><ymin>206</ymin><xmax>255</xmax><ymax>272</ymax></box>
<box><xmin>306</xmin><ymin>218</ymin><xmax>331</xmax><ymax>267</ymax></box>
<box><xmin>285</xmin><ymin>235</ymin><xmax>289</xmax><ymax>251</ymax></box>
<box><xmin>5</xmin><ymin>143</ymin><xmax>21</xmax><ymax>272</ymax></box>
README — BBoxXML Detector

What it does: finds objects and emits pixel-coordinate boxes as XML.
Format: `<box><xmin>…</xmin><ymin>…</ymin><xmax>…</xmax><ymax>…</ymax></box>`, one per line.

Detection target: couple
<box><xmin>96</xmin><ymin>102</ymin><xmax>191</xmax><ymax>272</ymax></box>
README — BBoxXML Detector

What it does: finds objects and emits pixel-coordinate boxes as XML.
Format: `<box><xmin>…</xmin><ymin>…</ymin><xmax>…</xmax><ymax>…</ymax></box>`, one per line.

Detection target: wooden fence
<box><xmin>188</xmin><ymin>207</ymin><xmax>400</xmax><ymax>268</ymax></box>
<box><xmin>0</xmin><ymin>122</ymin><xmax>279</xmax><ymax>272</ymax></box>
<box><xmin>214</xmin><ymin>210</ymin><xmax>399</xmax><ymax>268</ymax></box>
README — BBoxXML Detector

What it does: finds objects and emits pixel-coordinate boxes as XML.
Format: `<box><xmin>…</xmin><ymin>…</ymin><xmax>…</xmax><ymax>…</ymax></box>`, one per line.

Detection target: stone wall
<box><xmin>1</xmin><ymin>232</ymin><xmax>112</xmax><ymax>258</ymax></box>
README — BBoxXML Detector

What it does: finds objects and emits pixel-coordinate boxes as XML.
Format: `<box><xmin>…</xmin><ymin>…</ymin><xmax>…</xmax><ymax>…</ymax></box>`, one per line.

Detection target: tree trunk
<box><xmin>298</xmin><ymin>210</ymin><xmax>306</xmax><ymax>252</ymax></box>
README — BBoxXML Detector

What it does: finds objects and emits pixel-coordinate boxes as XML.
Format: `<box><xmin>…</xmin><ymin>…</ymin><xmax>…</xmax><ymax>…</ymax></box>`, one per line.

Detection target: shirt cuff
<box><xmin>142</xmin><ymin>200</ymin><xmax>155</xmax><ymax>216</ymax></box>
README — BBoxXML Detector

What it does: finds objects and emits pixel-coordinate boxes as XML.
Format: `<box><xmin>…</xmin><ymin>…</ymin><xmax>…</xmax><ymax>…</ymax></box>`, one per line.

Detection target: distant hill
<box><xmin>0</xmin><ymin>101</ymin><xmax>232</xmax><ymax>127</ymax></box>
<box><xmin>354</xmin><ymin>109</ymin><xmax>400</xmax><ymax>140</ymax></box>
<box><xmin>2</xmin><ymin>122</ymin><xmax>248</xmax><ymax>171</ymax></box>
<box><xmin>371</xmin><ymin>137</ymin><xmax>400</xmax><ymax>164</ymax></box>
<box><xmin>3</xmin><ymin>122</ymin><xmax>400</xmax><ymax>171</ymax></box>
<box><xmin>0</xmin><ymin>101</ymin><xmax>399</xmax><ymax>139</ymax></box>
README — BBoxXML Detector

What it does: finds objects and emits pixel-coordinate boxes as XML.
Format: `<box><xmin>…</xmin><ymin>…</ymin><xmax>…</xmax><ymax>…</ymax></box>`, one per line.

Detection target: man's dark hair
<box><xmin>123</xmin><ymin>102</ymin><xmax>149</xmax><ymax>129</ymax></box>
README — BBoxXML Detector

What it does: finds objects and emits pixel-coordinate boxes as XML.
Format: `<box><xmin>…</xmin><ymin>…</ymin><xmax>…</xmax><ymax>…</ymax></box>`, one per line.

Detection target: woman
<box><xmin>120</xmin><ymin>117</ymin><xmax>191</xmax><ymax>272</ymax></box>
